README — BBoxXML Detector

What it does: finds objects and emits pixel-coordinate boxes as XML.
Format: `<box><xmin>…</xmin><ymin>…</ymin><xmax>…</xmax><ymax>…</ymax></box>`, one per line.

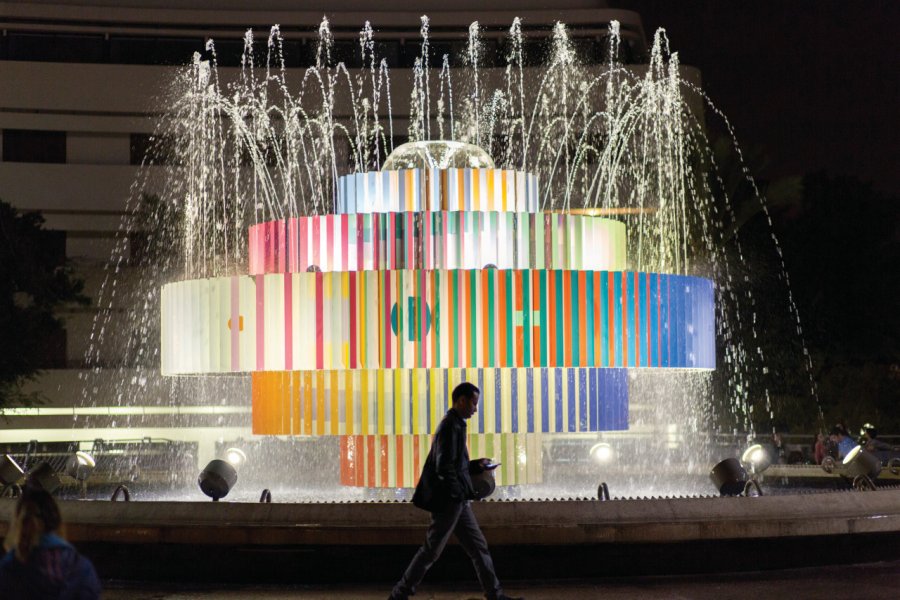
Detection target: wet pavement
<box><xmin>104</xmin><ymin>559</ymin><xmax>900</xmax><ymax>599</ymax></box>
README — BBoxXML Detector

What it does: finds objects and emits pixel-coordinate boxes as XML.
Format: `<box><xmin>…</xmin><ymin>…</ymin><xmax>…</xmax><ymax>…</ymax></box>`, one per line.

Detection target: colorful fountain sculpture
<box><xmin>160</xmin><ymin>141</ymin><xmax>715</xmax><ymax>490</ymax></box>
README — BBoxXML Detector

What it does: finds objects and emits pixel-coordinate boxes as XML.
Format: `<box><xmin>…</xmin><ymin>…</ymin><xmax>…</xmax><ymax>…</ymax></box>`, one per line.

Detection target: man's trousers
<box><xmin>391</xmin><ymin>501</ymin><xmax>503</xmax><ymax>599</ymax></box>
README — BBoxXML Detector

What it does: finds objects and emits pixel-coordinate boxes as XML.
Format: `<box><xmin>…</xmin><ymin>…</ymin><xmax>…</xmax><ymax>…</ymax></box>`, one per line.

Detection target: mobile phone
<box><xmin>484</xmin><ymin>462</ymin><xmax>501</xmax><ymax>469</ymax></box>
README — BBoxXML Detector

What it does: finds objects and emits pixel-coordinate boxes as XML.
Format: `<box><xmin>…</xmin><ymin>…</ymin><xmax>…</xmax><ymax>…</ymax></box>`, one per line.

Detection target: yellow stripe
<box><xmin>376</xmin><ymin>368</ymin><xmax>385</xmax><ymax>434</ymax></box>
<box><xmin>361</xmin><ymin>369</ymin><xmax>369</xmax><ymax>435</ymax></box>
<box><xmin>330</xmin><ymin>369</ymin><xmax>339</xmax><ymax>435</ymax></box>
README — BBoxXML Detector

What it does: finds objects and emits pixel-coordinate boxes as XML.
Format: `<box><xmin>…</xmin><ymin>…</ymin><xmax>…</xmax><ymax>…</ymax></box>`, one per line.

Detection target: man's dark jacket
<box><xmin>412</xmin><ymin>408</ymin><xmax>482</xmax><ymax>512</ymax></box>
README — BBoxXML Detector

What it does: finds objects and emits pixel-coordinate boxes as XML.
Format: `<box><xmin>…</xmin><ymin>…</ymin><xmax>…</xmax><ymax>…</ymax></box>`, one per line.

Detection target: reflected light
<box><xmin>589</xmin><ymin>442</ymin><xmax>614</xmax><ymax>464</ymax></box>
<box><xmin>225</xmin><ymin>447</ymin><xmax>247</xmax><ymax>468</ymax></box>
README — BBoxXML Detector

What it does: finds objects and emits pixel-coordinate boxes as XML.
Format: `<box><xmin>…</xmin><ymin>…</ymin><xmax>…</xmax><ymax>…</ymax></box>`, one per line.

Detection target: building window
<box><xmin>6</xmin><ymin>32</ymin><xmax>105</xmax><ymax>63</ymax></box>
<box><xmin>2</xmin><ymin>129</ymin><xmax>67</xmax><ymax>163</ymax></box>
<box><xmin>130</xmin><ymin>133</ymin><xmax>180</xmax><ymax>166</ymax></box>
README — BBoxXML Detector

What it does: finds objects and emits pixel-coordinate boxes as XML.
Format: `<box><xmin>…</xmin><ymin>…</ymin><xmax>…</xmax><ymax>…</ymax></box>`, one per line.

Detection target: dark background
<box><xmin>614</xmin><ymin>0</ymin><xmax>900</xmax><ymax>197</ymax></box>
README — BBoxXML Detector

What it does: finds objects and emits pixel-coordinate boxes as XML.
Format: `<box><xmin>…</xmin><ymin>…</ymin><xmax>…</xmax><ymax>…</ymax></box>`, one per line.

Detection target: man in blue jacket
<box><xmin>389</xmin><ymin>382</ymin><xmax>523</xmax><ymax>600</ymax></box>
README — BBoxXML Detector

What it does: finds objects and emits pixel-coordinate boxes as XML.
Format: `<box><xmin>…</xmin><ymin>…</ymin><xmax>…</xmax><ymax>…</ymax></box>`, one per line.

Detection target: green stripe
<box><xmin>522</xmin><ymin>270</ymin><xmax>531</xmax><ymax>366</ymax></box>
<box><xmin>469</xmin><ymin>270</ymin><xmax>477</xmax><ymax>367</ymax></box>
<box><xmin>451</xmin><ymin>270</ymin><xmax>459</xmax><ymax>367</ymax></box>
<box><xmin>434</xmin><ymin>271</ymin><xmax>441</xmax><ymax>367</ymax></box>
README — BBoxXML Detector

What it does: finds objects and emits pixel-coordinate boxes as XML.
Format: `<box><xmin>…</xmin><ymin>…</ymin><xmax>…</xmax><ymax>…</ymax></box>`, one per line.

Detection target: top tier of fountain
<box><xmin>382</xmin><ymin>140</ymin><xmax>496</xmax><ymax>171</ymax></box>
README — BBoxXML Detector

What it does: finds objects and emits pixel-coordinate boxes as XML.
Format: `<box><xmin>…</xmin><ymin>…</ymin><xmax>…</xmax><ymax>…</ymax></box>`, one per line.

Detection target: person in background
<box><xmin>0</xmin><ymin>486</ymin><xmax>101</xmax><ymax>599</ymax></box>
<box><xmin>814</xmin><ymin>432</ymin><xmax>827</xmax><ymax>464</ymax></box>
<box><xmin>829</xmin><ymin>425</ymin><xmax>858</xmax><ymax>460</ymax></box>
<box><xmin>860</xmin><ymin>423</ymin><xmax>893</xmax><ymax>453</ymax></box>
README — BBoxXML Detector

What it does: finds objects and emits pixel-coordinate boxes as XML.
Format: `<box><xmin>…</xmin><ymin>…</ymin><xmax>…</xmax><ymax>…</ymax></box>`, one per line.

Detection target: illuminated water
<box><xmin>74</xmin><ymin>18</ymin><xmax>819</xmax><ymax>502</ymax></box>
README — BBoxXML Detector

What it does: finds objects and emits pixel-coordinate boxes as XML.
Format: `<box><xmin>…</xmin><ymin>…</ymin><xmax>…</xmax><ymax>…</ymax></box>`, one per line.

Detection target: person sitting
<box><xmin>829</xmin><ymin>426</ymin><xmax>858</xmax><ymax>460</ymax></box>
<box><xmin>0</xmin><ymin>486</ymin><xmax>101</xmax><ymax>599</ymax></box>
<box><xmin>814</xmin><ymin>433</ymin><xmax>827</xmax><ymax>464</ymax></box>
<box><xmin>860</xmin><ymin>423</ymin><xmax>893</xmax><ymax>452</ymax></box>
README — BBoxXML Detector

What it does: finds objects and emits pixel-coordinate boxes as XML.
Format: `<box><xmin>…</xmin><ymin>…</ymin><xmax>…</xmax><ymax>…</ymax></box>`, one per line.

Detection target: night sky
<box><xmin>613</xmin><ymin>1</ymin><xmax>900</xmax><ymax>197</ymax></box>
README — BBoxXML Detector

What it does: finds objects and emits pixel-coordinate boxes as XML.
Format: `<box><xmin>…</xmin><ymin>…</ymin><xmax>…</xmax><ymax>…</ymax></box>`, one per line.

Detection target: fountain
<box><xmin>3</xmin><ymin>16</ymin><xmax>898</xmax><ymax>581</ymax></box>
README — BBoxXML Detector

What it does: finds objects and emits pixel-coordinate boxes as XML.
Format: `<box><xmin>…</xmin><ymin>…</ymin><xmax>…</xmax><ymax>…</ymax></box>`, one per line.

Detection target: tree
<box><xmin>0</xmin><ymin>199</ymin><xmax>88</xmax><ymax>410</ymax></box>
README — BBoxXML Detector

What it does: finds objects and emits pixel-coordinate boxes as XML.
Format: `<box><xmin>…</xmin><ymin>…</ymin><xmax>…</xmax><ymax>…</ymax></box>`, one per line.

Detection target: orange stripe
<box><xmin>487</xmin><ymin>170</ymin><xmax>495</xmax><ymax>210</ymax></box>
<box><xmin>441</xmin><ymin>170</ymin><xmax>449</xmax><ymax>210</ymax></box>
<box><xmin>366</xmin><ymin>435</ymin><xmax>376</xmax><ymax>486</ymax></box>
<box><xmin>291</xmin><ymin>371</ymin><xmax>301</xmax><ymax>435</ymax></box>
<box><xmin>578</xmin><ymin>271</ymin><xmax>587</xmax><ymax>367</ymax></box>
<box><xmin>457</xmin><ymin>169</ymin><xmax>465</xmax><ymax>210</ymax></box>
<box><xmin>548</xmin><ymin>271</ymin><xmax>557</xmax><ymax>366</ymax></box>
<box><xmin>303</xmin><ymin>371</ymin><xmax>313</xmax><ymax>435</ymax></box>
<box><xmin>316</xmin><ymin>370</ymin><xmax>326</xmax><ymax>435</ymax></box>
<box><xmin>515</xmin><ymin>270</ymin><xmax>524</xmax><ymax>366</ymax></box>
<box><xmin>607</xmin><ymin>272</ymin><xmax>615</xmax><ymax>366</ymax></box>
<box><xmin>498</xmin><ymin>272</ymin><xmax>507</xmax><ymax>367</ymax></box>
<box><xmin>396</xmin><ymin>436</ymin><xmax>404</xmax><ymax>488</ymax></box>
<box><xmin>405</xmin><ymin>170</ymin><xmax>414</xmax><ymax>210</ymax></box>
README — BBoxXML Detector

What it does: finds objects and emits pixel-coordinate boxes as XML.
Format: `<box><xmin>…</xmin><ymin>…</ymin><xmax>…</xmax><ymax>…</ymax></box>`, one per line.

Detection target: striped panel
<box><xmin>248</xmin><ymin>213</ymin><xmax>626</xmax><ymax>274</ymax></box>
<box><xmin>251</xmin><ymin>368</ymin><xmax>629</xmax><ymax>435</ymax></box>
<box><xmin>161</xmin><ymin>271</ymin><xmax>715</xmax><ymax>374</ymax></box>
<box><xmin>336</xmin><ymin>169</ymin><xmax>540</xmax><ymax>213</ymax></box>
<box><xmin>339</xmin><ymin>432</ymin><xmax>543</xmax><ymax>488</ymax></box>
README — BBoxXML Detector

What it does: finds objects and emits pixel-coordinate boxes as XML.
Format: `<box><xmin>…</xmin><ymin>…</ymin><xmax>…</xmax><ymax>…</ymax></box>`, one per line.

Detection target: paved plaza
<box><xmin>104</xmin><ymin>559</ymin><xmax>900</xmax><ymax>599</ymax></box>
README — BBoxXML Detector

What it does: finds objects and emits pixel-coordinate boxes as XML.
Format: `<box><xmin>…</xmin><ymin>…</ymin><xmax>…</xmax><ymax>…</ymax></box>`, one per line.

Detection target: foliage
<box><xmin>0</xmin><ymin>200</ymin><xmax>89</xmax><ymax>410</ymax></box>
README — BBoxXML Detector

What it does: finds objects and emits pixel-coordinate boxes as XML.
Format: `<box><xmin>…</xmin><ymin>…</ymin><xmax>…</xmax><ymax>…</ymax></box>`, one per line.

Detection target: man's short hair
<box><xmin>452</xmin><ymin>382</ymin><xmax>480</xmax><ymax>404</ymax></box>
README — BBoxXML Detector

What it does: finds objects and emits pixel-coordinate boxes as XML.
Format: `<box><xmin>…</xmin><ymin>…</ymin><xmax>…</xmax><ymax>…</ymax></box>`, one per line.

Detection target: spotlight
<box><xmin>710</xmin><ymin>458</ymin><xmax>757</xmax><ymax>497</ymax></box>
<box><xmin>25</xmin><ymin>462</ymin><xmax>61</xmax><ymax>494</ymax></box>
<box><xmin>842</xmin><ymin>445</ymin><xmax>881</xmax><ymax>490</ymax></box>
<box><xmin>589</xmin><ymin>442</ymin><xmax>614</xmax><ymax>464</ymax></box>
<box><xmin>0</xmin><ymin>454</ymin><xmax>25</xmax><ymax>487</ymax></box>
<box><xmin>224</xmin><ymin>447</ymin><xmax>247</xmax><ymax>468</ymax></box>
<box><xmin>198</xmin><ymin>459</ymin><xmax>237</xmax><ymax>501</ymax></box>
<box><xmin>740</xmin><ymin>444</ymin><xmax>772</xmax><ymax>474</ymax></box>
<box><xmin>65</xmin><ymin>451</ymin><xmax>96</xmax><ymax>482</ymax></box>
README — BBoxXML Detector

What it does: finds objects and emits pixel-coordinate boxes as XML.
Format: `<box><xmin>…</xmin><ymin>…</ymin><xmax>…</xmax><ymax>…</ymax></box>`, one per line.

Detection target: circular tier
<box><xmin>248</xmin><ymin>212</ymin><xmax>626</xmax><ymax>274</ymax></box>
<box><xmin>337</xmin><ymin>168</ymin><xmax>539</xmax><ymax>214</ymax></box>
<box><xmin>382</xmin><ymin>140</ymin><xmax>495</xmax><ymax>170</ymax></box>
<box><xmin>161</xmin><ymin>270</ymin><xmax>715</xmax><ymax>374</ymax></box>
<box><xmin>251</xmin><ymin>368</ymin><xmax>628</xmax><ymax>436</ymax></box>
<box><xmin>339</xmin><ymin>433</ymin><xmax>543</xmax><ymax>489</ymax></box>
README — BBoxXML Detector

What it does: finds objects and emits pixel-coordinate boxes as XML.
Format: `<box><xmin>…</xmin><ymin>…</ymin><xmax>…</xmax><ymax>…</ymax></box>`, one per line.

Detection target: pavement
<box><xmin>103</xmin><ymin>559</ymin><xmax>900</xmax><ymax>599</ymax></box>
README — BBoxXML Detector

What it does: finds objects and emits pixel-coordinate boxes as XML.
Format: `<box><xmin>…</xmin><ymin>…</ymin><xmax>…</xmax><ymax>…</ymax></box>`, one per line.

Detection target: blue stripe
<box><xmin>638</xmin><ymin>272</ymin><xmax>647</xmax><ymax>366</ymax></box>
<box><xmin>541</xmin><ymin>368</ymin><xmax>549</xmax><ymax>433</ymax></box>
<box><xmin>567</xmin><ymin>367</ymin><xmax>576</xmax><ymax>432</ymax></box>
<box><xmin>554</xmin><ymin>368</ymin><xmax>563</xmax><ymax>433</ymax></box>
<box><xmin>589</xmin><ymin>368</ymin><xmax>598</xmax><ymax>431</ymax></box>
<box><xmin>660</xmin><ymin>275</ymin><xmax>669</xmax><ymax>367</ymax></box>
<box><xmin>578</xmin><ymin>368</ymin><xmax>587</xmax><ymax>431</ymax></box>
<box><xmin>526</xmin><ymin>369</ymin><xmax>534</xmax><ymax>433</ymax></box>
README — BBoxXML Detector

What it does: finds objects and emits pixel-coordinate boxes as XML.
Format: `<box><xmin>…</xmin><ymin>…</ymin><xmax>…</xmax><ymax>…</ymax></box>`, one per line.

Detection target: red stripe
<box><xmin>341</xmin><ymin>213</ymin><xmax>349</xmax><ymax>271</ymax></box>
<box><xmin>299</xmin><ymin>217</ymin><xmax>308</xmax><ymax>272</ymax></box>
<box><xmin>326</xmin><ymin>214</ymin><xmax>334</xmax><ymax>271</ymax></box>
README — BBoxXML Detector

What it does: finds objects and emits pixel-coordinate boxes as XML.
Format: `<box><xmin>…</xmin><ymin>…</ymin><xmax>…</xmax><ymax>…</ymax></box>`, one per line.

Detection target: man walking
<box><xmin>389</xmin><ymin>382</ymin><xmax>523</xmax><ymax>600</ymax></box>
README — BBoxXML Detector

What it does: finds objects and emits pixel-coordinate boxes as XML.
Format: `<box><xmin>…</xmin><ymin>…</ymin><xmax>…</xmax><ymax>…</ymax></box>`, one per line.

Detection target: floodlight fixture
<box><xmin>710</xmin><ymin>458</ymin><xmax>754</xmax><ymax>497</ymax></box>
<box><xmin>224</xmin><ymin>447</ymin><xmax>247</xmax><ymax>468</ymax></box>
<box><xmin>65</xmin><ymin>451</ymin><xmax>96</xmax><ymax>482</ymax></box>
<box><xmin>198</xmin><ymin>459</ymin><xmax>237</xmax><ymax>501</ymax></box>
<box><xmin>589</xmin><ymin>442</ymin><xmax>614</xmax><ymax>465</ymax></box>
<box><xmin>1</xmin><ymin>454</ymin><xmax>25</xmax><ymax>487</ymax></box>
<box><xmin>26</xmin><ymin>462</ymin><xmax>61</xmax><ymax>494</ymax></box>
<box><xmin>842</xmin><ymin>445</ymin><xmax>881</xmax><ymax>490</ymax></box>
<box><xmin>740</xmin><ymin>444</ymin><xmax>772</xmax><ymax>474</ymax></box>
